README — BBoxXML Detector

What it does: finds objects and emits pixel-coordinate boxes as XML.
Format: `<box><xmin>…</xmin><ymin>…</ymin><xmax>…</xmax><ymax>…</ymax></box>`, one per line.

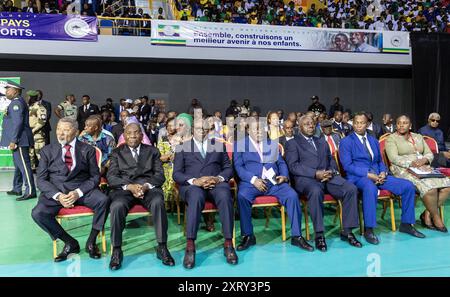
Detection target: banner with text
<box><xmin>0</xmin><ymin>12</ymin><xmax>97</xmax><ymax>42</ymax></box>
<box><xmin>151</xmin><ymin>20</ymin><xmax>409</xmax><ymax>54</ymax></box>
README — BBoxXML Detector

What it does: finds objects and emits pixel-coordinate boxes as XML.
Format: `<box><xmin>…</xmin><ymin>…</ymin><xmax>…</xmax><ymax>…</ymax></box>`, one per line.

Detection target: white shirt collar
<box><xmin>355</xmin><ymin>132</ymin><xmax>369</xmax><ymax>142</ymax></box>
<box><xmin>128</xmin><ymin>144</ymin><xmax>141</xmax><ymax>154</ymax></box>
<box><xmin>61</xmin><ymin>137</ymin><xmax>77</xmax><ymax>149</ymax></box>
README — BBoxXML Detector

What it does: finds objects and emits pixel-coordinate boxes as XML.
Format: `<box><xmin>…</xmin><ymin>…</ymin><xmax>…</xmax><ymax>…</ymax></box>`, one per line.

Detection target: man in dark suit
<box><xmin>279</xmin><ymin>119</ymin><xmax>296</xmax><ymax>151</ymax></box>
<box><xmin>149</xmin><ymin>98</ymin><xmax>159</xmax><ymax>120</ymax></box>
<box><xmin>107</xmin><ymin>123</ymin><xmax>174</xmax><ymax>270</ymax></box>
<box><xmin>339</xmin><ymin>112</ymin><xmax>424</xmax><ymax>245</ymax></box>
<box><xmin>77</xmin><ymin>95</ymin><xmax>100</xmax><ymax>131</ymax></box>
<box><xmin>234</xmin><ymin>118</ymin><xmax>313</xmax><ymax>252</ymax></box>
<box><xmin>381</xmin><ymin>113</ymin><xmax>395</xmax><ymax>135</ymax></box>
<box><xmin>173</xmin><ymin>118</ymin><xmax>237</xmax><ymax>269</ymax></box>
<box><xmin>138</xmin><ymin>96</ymin><xmax>151</xmax><ymax>126</ymax></box>
<box><xmin>285</xmin><ymin>115</ymin><xmax>362</xmax><ymax>251</ymax></box>
<box><xmin>0</xmin><ymin>81</ymin><xmax>36</xmax><ymax>201</ymax></box>
<box><xmin>112</xmin><ymin>110</ymin><xmax>129</xmax><ymax>142</ymax></box>
<box><xmin>332</xmin><ymin>110</ymin><xmax>352</xmax><ymax>137</ymax></box>
<box><xmin>37</xmin><ymin>90</ymin><xmax>52</xmax><ymax>145</ymax></box>
<box><xmin>366</xmin><ymin>112</ymin><xmax>383</xmax><ymax>139</ymax></box>
<box><xmin>31</xmin><ymin>118</ymin><xmax>109</xmax><ymax>262</ymax></box>
<box><xmin>321</xmin><ymin>120</ymin><xmax>342</xmax><ymax>155</ymax></box>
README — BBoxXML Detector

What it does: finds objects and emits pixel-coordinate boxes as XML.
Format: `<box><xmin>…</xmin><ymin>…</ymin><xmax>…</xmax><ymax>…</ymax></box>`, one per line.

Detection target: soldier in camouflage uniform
<box><xmin>27</xmin><ymin>90</ymin><xmax>48</xmax><ymax>170</ymax></box>
<box><xmin>55</xmin><ymin>94</ymin><xmax>77</xmax><ymax>120</ymax></box>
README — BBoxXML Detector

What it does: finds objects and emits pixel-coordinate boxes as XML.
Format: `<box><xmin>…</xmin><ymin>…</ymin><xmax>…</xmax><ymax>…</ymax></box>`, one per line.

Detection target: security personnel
<box><xmin>27</xmin><ymin>90</ymin><xmax>47</xmax><ymax>170</ymax></box>
<box><xmin>55</xmin><ymin>94</ymin><xmax>77</xmax><ymax>120</ymax></box>
<box><xmin>0</xmin><ymin>81</ymin><xmax>36</xmax><ymax>201</ymax></box>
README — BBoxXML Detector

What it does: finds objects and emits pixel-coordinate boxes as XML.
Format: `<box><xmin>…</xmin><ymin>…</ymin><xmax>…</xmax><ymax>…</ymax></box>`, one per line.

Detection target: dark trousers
<box><xmin>296</xmin><ymin>179</ymin><xmax>359</xmax><ymax>233</ymax></box>
<box><xmin>12</xmin><ymin>146</ymin><xmax>36</xmax><ymax>196</ymax></box>
<box><xmin>237</xmin><ymin>182</ymin><xmax>302</xmax><ymax>237</ymax></box>
<box><xmin>109</xmin><ymin>188</ymin><xmax>168</xmax><ymax>247</ymax></box>
<box><xmin>181</xmin><ymin>182</ymin><xmax>234</xmax><ymax>240</ymax></box>
<box><xmin>31</xmin><ymin>189</ymin><xmax>109</xmax><ymax>241</ymax></box>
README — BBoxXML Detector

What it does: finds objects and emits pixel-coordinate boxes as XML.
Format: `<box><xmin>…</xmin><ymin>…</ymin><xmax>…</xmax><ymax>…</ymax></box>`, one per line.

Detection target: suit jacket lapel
<box><xmin>191</xmin><ymin>140</ymin><xmax>204</xmax><ymax>163</ymax></box>
<box><xmin>298</xmin><ymin>135</ymin><xmax>318</xmax><ymax>156</ymax></box>
<box><xmin>54</xmin><ymin>144</ymin><xmax>70</xmax><ymax>176</ymax></box>
<box><xmin>67</xmin><ymin>140</ymin><xmax>82</xmax><ymax>177</ymax></box>
<box><xmin>137</xmin><ymin>145</ymin><xmax>149</xmax><ymax>173</ymax></box>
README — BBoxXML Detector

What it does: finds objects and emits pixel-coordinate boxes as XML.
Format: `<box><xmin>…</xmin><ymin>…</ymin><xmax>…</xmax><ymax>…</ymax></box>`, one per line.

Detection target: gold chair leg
<box><xmin>440</xmin><ymin>205</ymin><xmax>444</xmax><ymax>221</ymax></box>
<box><xmin>338</xmin><ymin>201</ymin><xmax>343</xmax><ymax>231</ymax></box>
<box><xmin>302</xmin><ymin>201</ymin><xmax>310</xmax><ymax>241</ymax></box>
<box><xmin>381</xmin><ymin>200</ymin><xmax>387</xmax><ymax>220</ymax></box>
<box><xmin>232</xmin><ymin>223</ymin><xmax>236</xmax><ymax>248</ymax></box>
<box><xmin>183</xmin><ymin>208</ymin><xmax>186</xmax><ymax>236</ymax></box>
<box><xmin>53</xmin><ymin>240</ymin><xmax>57</xmax><ymax>258</ymax></box>
<box><xmin>280</xmin><ymin>206</ymin><xmax>286</xmax><ymax>241</ymax></box>
<box><xmin>53</xmin><ymin>218</ymin><xmax>63</xmax><ymax>258</ymax></box>
<box><xmin>358</xmin><ymin>202</ymin><xmax>364</xmax><ymax>235</ymax></box>
<box><xmin>177</xmin><ymin>201</ymin><xmax>181</xmax><ymax>225</ymax></box>
<box><xmin>390</xmin><ymin>198</ymin><xmax>396</xmax><ymax>232</ymax></box>
<box><xmin>101</xmin><ymin>229</ymin><xmax>107</xmax><ymax>253</ymax></box>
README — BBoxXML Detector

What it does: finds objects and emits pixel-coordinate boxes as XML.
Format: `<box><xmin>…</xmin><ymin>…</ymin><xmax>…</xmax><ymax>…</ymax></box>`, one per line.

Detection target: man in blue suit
<box><xmin>0</xmin><ymin>81</ymin><xmax>36</xmax><ymax>201</ymax></box>
<box><xmin>286</xmin><ymin>115</ymin><xmax>361</xmax><ymax>252</ymax></box>
<box><xmin>233</xmin><ymin>118</ymin><xmax>313</xmax><ymax>252</ymax></box>
<box><xmin>339</xmin><ymin>112</ymin><xmax>425</xmax><ymax>244</ymax></box>
<box><xmin>173</xmin><ymin>117</ymin><xmax>237</xmax><ymax>269</ymax></box>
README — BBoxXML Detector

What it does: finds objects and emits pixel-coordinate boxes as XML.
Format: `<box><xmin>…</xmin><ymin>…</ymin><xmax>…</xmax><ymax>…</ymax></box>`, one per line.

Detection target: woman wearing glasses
<box><xmin>385</xmin><ymin>115</ymin><xmax>450</xmax><ymax>233</ymax></box>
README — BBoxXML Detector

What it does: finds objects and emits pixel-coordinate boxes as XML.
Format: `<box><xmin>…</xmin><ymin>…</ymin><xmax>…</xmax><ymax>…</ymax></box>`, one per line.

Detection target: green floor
<box><xmin>1</xmin><ymin>188</ymin><xmax>450</xmax><ymax>276</ymax></box>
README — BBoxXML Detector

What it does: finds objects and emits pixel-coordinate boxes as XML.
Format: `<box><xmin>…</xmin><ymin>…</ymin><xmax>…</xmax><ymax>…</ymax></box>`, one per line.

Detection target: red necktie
<box><xmin>327</xmin><ymin>135</ymin><xmax>336</xmax><ymax>154</ymax></box>
<box><xmin>64</xmin><ymin>144</ymin><xmax>73</xmax><ymax>171</ymax></box>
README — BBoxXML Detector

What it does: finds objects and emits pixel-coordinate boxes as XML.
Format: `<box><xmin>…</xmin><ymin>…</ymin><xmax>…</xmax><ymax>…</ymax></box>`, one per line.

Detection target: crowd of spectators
<box><xmin>173</xmin><ymin>0</ymin><xmax>450</xmax><ymax>33</ymax></box>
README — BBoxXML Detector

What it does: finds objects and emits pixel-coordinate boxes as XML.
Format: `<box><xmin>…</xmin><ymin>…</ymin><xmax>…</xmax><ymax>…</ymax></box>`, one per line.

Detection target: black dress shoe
<box><xmin>399</xmin><ymin>223</ymin><xmax>426</xmax><ymax>238</ymax></box>
<box><xmin>183</xmin><ymin>249</ymin><xmax>195</xmax><ymax>269</ymax></box>
<box><xmin>54</xmin><ymin>241</ymin><xmax>80</xmax><ymax>262</ymax></box>
<box><xmin>420</xmin><ymin>213</ymin><xmax>436</xmax><ymax>230</ymax></box>
<box><xmin>156</xmin><ymin>246</ymin><xmax>175</xmax><ymax>266</ymax></box>
<box><xmin>224</xmin><ymin>246</ymin><xmax>238</xmax><ymax>265</ymax></box>
<box><xmin>85</xmin><ymin>243</ymin><xmax>101</xmax><ymax>259</ymax></box>
<box><xmin>16</xmin><ymin>194</ymin><xmax>37</xmax><ymax>201</ymax></box>
<box><xmin>291</xmin><ymin>236</ymin><xmax>314</xmax><ymax>252</ymax></box>
<box><xmin>434</xmin><ymin>225</ymin><xmax>448</xmax><ymax>233</ymax></box>
<box><xmin>109</xmin><ymin>249</ymin><xmax>123</xmax><ymax>271</ymax></box>
<box><xmin>237</xmin><ymin>235</ymin><xmax>256</xmax><ymax>251</ymax></box>
<box><xmin>6</xmin><ymin>190</ymin><xmax>22</xmax><ymax>196</ymax></box>
<box><xmin>315</xmin><ymin>236</ymin><xmax>327</xmax><ymax>252</ymax></box>
<box><xmin>340</xmin><ymin>232</ymin><xmax>363</xmax><ymax>248</ymax></box>
<box><xmin>364</xmin><ymin>231</ymin><xmax>379</xmax><ymax>245</ymax></box>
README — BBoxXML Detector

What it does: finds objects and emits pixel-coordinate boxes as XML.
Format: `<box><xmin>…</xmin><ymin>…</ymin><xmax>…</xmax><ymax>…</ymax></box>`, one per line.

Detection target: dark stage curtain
<box><xmin>411</xmin><ymin>32</ymin><xmax>450</xmax><ymax>141</ymax></box>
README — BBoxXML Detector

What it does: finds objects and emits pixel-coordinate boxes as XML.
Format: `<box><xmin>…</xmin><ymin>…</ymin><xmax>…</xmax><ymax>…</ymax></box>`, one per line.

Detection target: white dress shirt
<box><xmin>355</xmin><ymin>132</ymin><xmax>374</xmax><ymax>159</ymax></box>
<box><xmin>123</xmin><ymin>145</ymin><xmax>154</xmax><ymax>190</ymax></box>
<box><xmin>53</xmin><ymin>138</ymin><xmax>83</xmax><ymax>200</ymax></box>
<box><xmin>188</xmin><ymin>138</ymin><xmax>224</xmax><ymax>185</ymax></box>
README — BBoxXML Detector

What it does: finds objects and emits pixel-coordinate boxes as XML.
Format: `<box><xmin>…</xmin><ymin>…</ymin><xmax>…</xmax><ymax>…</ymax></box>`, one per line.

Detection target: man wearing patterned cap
<box><xmin>27</xmin><ymin>90</ymin><xmax>48</xmax><ymax>171</ymax></box>
<box><xmin>0</xmin><ymin>80</ymin><xmax>37</xmax><ymax>201</ymax></box>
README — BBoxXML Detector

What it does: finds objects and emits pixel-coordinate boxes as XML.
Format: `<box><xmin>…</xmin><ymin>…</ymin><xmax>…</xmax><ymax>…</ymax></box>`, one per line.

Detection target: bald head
<box><xmin>124</xmin><ymin>123</ymin><xmax>143</xmax><ymax>148</ymax></box>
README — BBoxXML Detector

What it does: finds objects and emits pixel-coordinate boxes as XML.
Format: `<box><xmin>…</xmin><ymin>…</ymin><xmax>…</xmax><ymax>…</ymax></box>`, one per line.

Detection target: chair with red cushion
<box><xmin>336</xmin><ymin>147</ymin><xmax>397</xmax><ymax>234</ymax></box>
<box><xmin>52</xmin><ymin>147</ymin><xmax>107</xmax><ymax>258</ymax></box>
<box><xmin>183</xmin><ymin>199</ymin><xmax>236</xmax><ymax>246</ymax></box>
<box><xmin>301</xmin><ymin>194</ymin><xmax>342</xmax><ymax>241</ymax></box>
<box><xmin>108</xmin><ymin>204</ymin><xmax>153</xmax><ymax>253</ymax></box>
<box><xmin>252</xmin><ymin>195</ymin><xmax>287</xmax><ymax>241</ymax></box>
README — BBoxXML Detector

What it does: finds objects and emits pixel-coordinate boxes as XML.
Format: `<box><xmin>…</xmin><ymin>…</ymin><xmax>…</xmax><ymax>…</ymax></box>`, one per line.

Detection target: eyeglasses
<box><xmin>430</xmin><ymin>119</ymin><xmax>440</xmax><ymax>123</ymax></box>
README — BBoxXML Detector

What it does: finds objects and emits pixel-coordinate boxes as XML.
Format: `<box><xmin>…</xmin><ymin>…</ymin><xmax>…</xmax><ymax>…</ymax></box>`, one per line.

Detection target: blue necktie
<box><xmin>307</xmin><ymin>138</ymin><xmax>317</xmax><ymax>151</ymax></box>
